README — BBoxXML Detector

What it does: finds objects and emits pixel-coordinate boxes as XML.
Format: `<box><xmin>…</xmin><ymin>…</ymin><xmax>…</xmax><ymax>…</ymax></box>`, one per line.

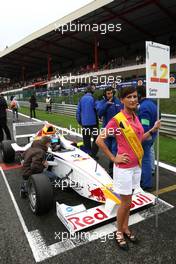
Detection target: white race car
<box><xmin>1</xmin><ymin>121</ymin><xmax>156</xmax><ymax>233</ymax></box>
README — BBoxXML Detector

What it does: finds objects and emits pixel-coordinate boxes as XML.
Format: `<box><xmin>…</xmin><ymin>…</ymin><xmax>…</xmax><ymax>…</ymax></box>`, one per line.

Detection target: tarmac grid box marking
<box><xmin>0</xmin><ymin>166</ymin><xmax>174</xmax><ymax>263</ymax></box>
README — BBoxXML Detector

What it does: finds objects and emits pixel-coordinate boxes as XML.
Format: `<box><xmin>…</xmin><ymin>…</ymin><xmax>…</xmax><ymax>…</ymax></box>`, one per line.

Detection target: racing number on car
<box><xmin>150</xmin><ymin>62</ymin><xmax>168</xmax><ymax>83</ymax></box>
<box><xmin>71</xmin><ymin>154</ymin><xmax>81</xmax><ymax>158</ymax></box>
<box><xmin>71</xmin><ymin>153</ymin><xmax>89</xmax><ymax>162</ymax></box>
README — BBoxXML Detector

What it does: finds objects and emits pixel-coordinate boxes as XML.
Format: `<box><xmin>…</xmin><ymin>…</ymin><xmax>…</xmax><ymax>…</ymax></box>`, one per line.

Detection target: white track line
<box><xmin>154</xmin><ymin>161</ymin><xmax>176</xmax><ymax>173</ymax></box>
<box><xmin>0</xmin><ymin>167</ymin><xmax>44</xmax><ymax>262</ymax></box>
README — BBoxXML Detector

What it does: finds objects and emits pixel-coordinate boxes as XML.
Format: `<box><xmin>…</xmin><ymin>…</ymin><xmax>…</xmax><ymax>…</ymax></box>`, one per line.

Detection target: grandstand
<box><xmin>1</xmin><ymin>0</ymin><xmax>176</xmax><ymax>100</ymax></box>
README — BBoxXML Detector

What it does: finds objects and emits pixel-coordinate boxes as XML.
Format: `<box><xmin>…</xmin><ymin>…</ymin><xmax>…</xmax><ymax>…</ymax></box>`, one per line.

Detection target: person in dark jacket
<box><xmin>137</xmin><ymin>86</ymin><xmax>157</xmax><ymax>190</ymax></box>
<box><xmin>29</xmin><ymin>94</ymin><xmax>37</xmax><ymax>118</ymax></box>
<box><xmin>96</xmin><ymin>87</ymin><xmax>122</xmax><ymax>175</ymax></box>
<box><xmin>20</xmin><ymin>136</ymin><xmax>52</xmax><ymax>197</ymax></box>
<box><xmin>0</xmin><ymin>94</ymin><xmax>11</xmax><ymax>143</ymax></box>
<box><xmin>97</xmin><ymin>87</ymin><xmax>122</xmax><ymax>128</ymax></box>
<box><xmin>76</xmin><ymin>85</ymin><xmax>99</xmax><ymax>158</ymax></box>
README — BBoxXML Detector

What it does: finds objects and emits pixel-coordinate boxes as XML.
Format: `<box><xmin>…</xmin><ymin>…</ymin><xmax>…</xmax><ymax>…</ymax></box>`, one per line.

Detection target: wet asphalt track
<box><xmin>0</xmin><ymin>112</ymin><xmax>176</xmax><ymax>264</ymax></box>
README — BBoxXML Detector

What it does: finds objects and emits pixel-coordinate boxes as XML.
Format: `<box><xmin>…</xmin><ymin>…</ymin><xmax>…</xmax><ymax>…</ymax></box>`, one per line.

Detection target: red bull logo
<box><xmin>88</xmin><ymin>186</ymin><xmax>105</xmax><ymax>202</ymax></box>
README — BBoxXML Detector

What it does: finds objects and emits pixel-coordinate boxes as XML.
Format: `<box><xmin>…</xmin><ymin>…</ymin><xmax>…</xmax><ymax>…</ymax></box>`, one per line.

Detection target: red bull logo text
<box><xmin>130</xmin><ymin>193</ymin><xmax>153</xmax><ymax>210</ymax></box>
<box><xmin>67</xmin><ymin>208</ymin><xmax>108</xmax><ymax>231</ymax></box>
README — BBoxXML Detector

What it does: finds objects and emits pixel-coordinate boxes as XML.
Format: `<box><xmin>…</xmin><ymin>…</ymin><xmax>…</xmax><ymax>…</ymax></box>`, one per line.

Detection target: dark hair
<box><xmin>40</xmin><ymin>136</ymin><xmax>51</xmax><ymax>145</ymax></box>
<box><xmin>103</xmin><ymin>86</ymin><xmax>115</xmax><ymax>97</ymax></box>
<box><xmin>136</xmin><ymin>85</ymin><xmax>146</xmax><ymax>99</ymax></box>
<box><xmin>86</xmin><ymin>85</ymin><xmax>95</xmax><ymax>94</ymax></box>
<box><xmin>119</xmin><ymin>86</ymin><xmax>137</xmax><ymax>99</ymax></box>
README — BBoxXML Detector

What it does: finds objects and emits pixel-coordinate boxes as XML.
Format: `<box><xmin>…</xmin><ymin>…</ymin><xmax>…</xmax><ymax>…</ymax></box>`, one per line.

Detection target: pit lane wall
<box><xmin>18</xmin><ymin>101</ymin><xmax>176</xmax><ymax>137</ymax></box>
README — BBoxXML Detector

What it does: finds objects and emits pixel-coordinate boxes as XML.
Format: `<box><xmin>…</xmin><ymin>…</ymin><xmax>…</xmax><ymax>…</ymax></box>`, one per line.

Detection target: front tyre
<box><xmin>1</xmin><ymin>140</ymin><xmax>15</xmax><ymax>163</ymax></box>
<box><xmin>28</xmin><ymin>173</ymin><xmax>53</xmax><ymax>215</ymax></box>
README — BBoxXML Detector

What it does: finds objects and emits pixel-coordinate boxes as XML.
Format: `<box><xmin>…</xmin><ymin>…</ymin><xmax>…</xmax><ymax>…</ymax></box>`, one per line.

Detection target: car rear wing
<box><xmin>13</xmin><ymin>121</ymin><xmax>46</xmax><ymax>142</ymax></box>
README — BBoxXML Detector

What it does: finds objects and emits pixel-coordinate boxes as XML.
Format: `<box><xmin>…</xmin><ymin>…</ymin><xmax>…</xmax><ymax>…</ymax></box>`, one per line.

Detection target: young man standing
<box><xmin>46</xmin><ymin>95</ymin><xmax>52</xmax><ymax>113</ymax></box>
<box><xmin>76</xmin><ymin>85</ymin><xmax>99</xmax><ymax>158</ymax></box>
<box><xmin>96</xmin><ymin>87</ymin><xmax>122</xmax><ymax>175</ymax></box>
<box><xmin>0</xmin><ymin>94</ymin><xmax>11</xmax><ymax>143</ymax></box>
<box><xmin>137</xmin><ymin>85</ymin><xmax>157</xmax><ymax>190</ymax></box>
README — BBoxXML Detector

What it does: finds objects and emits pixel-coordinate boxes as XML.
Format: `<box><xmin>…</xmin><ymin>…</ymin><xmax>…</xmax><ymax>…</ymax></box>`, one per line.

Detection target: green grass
<box><xmin>19</xmin><ymin>106</ymin><xmax>176</xmax><ymax>166</ymax></box>
<box><xmin>20</xmin><ymin>106</ymin><xmax>80</xmax><ymax>130</ymax></box>
<box><xmin>155</xmin><ymin>135</ymin><xmax>176</xmax><ymax>165</ymax></box>
<box><xmin>160</xmin><ymin>88</ymin><xmax>176</xmax><ymax>114</ymax></box>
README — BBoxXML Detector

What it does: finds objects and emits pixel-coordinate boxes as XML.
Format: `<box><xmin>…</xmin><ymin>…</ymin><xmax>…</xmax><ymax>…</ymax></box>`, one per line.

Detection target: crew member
<box><xmin>137</xmin><ymin>85</ymin><xmax>157</xmax><ymax>190</ymax></box>
<box><xmin>96</xmin><ymin>86</ymin><xmax>122</xmax><ymax>175</ymax></box>
<box><xmin>29</xmin><ymin>94</ymin><xmax>38</xmax><ymax>118</ymax></box>
<box><xmin>0</xmin><ymin>94</ymin><xmax>11</xmax><ymax>143</ymax></box>
<box><xmin>46</xmin><ymin>95</ymin><xmax>52</xmax><ymax>113</ymax></box>
<box><xmin>76</xmin><ymin>85</ymin><xmax>99</xmax><ymax>158</ymax></box>
<box><xmin>20</xmin><ymin>136</ymin><xmax>54</xmax><ymax>198</ymax></box>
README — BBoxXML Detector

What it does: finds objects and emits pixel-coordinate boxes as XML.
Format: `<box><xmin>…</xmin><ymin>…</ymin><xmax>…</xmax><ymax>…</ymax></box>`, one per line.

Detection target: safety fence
<box><xmin>160</xmin><ymin>114</ymin><xmax>176</xmax><ymax>137</ymax></box>
<box><xmin>19</xmin><ymin>101</ymin><xmax>176</xmax><ymax>137</ymax></box>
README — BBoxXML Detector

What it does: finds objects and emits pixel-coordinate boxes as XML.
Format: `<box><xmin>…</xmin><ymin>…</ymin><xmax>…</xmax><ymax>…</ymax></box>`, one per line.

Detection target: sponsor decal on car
<box><xmin>71</xmin><ymin>153</ymin><xmax>90</xmax><ymax>161</ymax></box>
<box><xmin>88</xmin><ymin>186</ymin><xmax>106</xmax><ymax>202</ymax></box>
<box><xmin>66</xmin><ymin>207</ymin><xmax>73</xmax><ymax>212</ymax></box>
<box><xmin>67</xmin><ymin>208</ymin><xmax>108</xmax><ymax>231</ymax></box>
<box><xmin>66</xmin><ymin>192</ymin><xmax>154</xmax><ymax>232</ymax></box>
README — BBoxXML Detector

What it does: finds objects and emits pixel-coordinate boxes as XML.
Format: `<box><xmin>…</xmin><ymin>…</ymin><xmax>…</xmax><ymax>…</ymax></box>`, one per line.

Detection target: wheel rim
<box><xmin>29</xmin><ymin>183</ymin><xmax>37</xmax><ymax>209</ymax></box>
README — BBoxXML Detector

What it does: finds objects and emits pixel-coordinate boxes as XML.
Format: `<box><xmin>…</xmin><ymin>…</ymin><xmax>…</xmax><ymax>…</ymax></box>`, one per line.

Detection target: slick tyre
<box><xmin>1</xmin><ymin>140</ymin><xmax>15</xmax><ymax>163</ymax></box>
<box><xmin>28</xmin><ymin>173</ymin><xmax>53</xmax><ymax>215</ymax></box>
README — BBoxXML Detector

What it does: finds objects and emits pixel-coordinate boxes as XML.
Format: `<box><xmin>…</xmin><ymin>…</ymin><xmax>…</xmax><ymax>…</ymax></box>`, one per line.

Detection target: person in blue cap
<box><xmin>137</xmin><ymin>85</ymin><xmax>157</xmax><ymax>190</ymax></box>
<box><xmin>96</xmin><ymin>87</ymin><xmax>122</xmax><ymax>175</ymax></box>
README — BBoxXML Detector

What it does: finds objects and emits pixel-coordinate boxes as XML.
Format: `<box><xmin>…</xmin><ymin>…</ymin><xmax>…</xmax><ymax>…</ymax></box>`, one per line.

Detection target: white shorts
<box><xmin>113</xmin><ymin>165</ymin><xmax>141</xmax><ymax>195</ymax></box>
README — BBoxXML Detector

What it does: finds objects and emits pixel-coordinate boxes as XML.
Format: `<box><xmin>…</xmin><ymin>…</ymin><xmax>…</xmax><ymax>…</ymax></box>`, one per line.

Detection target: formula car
<box><xmin>0</xmin><ymin>121</ymin><xmax>156</xmax><ymax>233</ymax></box>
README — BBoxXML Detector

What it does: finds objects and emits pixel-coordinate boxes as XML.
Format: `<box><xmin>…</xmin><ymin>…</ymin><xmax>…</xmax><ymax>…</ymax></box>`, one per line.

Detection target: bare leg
<box><xmin>122</xmin><ymin>195</ymin><xmax>132</xmax><ymax>233</ymax></box>
<box><xmin>115</xmin><ymin>194</ymin><xmax>131</xmax><ymax>249</ymax></box>
<box><xmin>117</xmin><ymin>195</ymin><xmax>132</xmax><ymax>233</ymax></box>
<box><xmin>120</xmin><ymin>195</ymin><xmax>138</xmax><ymax>242</ymax></box>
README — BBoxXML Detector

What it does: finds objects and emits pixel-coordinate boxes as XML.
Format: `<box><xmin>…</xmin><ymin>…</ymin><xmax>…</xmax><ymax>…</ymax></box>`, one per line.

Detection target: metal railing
<box><xmin>19</xmin><ymin>101</ymin><xmax>77</xmax><ymax>116</ymax></box>
<box><xmin>18</xmin><ymin>101</ymin><xmax>176</xmax><ymax>137</ymax></box>
<box><xmin>160</xmin><ymin>114</ymin><xmax>176</xmax><ymax>136</ymax></box>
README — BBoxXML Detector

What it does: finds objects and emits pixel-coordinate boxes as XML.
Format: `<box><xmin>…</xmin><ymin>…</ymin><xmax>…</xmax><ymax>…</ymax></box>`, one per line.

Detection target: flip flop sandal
<box><xmin>115</xmin><ymin>232</ymin><xmax>129</xmax><ymax>250</ymax></box>
<box><xmin>124</xmin><ymin>232</ymin><xmax>138</xmax><ymax>243</ymax></box>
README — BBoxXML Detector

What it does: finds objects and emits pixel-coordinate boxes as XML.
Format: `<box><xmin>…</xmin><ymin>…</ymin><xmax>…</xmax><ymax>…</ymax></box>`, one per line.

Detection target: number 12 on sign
<box><xmin>150</xmin><ymin>63</ymin><xmax>168</xmax><ymax>83</ymax></box>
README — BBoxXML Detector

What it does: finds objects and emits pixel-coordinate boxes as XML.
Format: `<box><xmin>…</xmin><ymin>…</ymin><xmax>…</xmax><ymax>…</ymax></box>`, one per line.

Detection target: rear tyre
<box><xmin>28</xmin><ymin>173</ymin><xmax>53</xmax><ymax>215</ymax></box>
<box><xmin>1</xmin><ymin>140</ymin><xmax>15</xmax><ymax>163</ymax></box>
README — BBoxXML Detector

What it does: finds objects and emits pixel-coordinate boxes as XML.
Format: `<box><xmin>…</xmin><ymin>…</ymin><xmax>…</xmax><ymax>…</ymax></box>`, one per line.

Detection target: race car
<box><xmin>0</xmin><ymin>121</ymin><xmax>156</xmax><ymax>233</ymax></box>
